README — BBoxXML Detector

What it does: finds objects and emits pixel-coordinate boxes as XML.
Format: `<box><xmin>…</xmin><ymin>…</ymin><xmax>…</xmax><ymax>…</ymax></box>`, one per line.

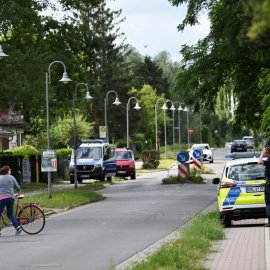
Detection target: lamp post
<box><xmin>126</xmin><ymin>97</ymin><xmax>141</xmax><ymax>148</ymax></box>
<box><xmin>46</xmin><ymin>61</ymin><xmax>72</xmax><ymax>198</ymax></box>
<box><xmin>0</xmin><ymin>44</ymin><xmax>8</xmax><ymax>59</ymax></box>
<box><xmin>164</xmin><ymin>100</ymin><xmax>175</xmax><ymax>159</ymax></box>
<box><xmin>73</xmin><ymin>83</ymin><xmax>93</xmax><ymax>189</ymax></box>
<box><xmin>155</xmin><ymin>98</ymin><xmax>167</xmax><ymax>151</ymax></box>
<box><xmin>173</xmin><ymin>102</ymin><xmax>185</xmax><ymax>152</ymax></box>
<box><xmin>183</xmin><ymin>107</ymin><xmax>189</xmax><ymax>149</ymax></box>
<box><xmin>104</xmin><ymin>91</ymin><xmax>121</xmax><ymax>143</ymax></box>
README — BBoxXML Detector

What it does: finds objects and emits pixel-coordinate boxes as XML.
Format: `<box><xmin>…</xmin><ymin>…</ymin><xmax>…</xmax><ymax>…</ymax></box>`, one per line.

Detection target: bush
<box><xmin>142</xmin><ymin>162</ymin><xmax>155</xmax><ymax>169</ymax></box>
<box><xmin>141</xmin><ymin>150</ymin><xmax>160</xmax><ymax>168</ymax></box>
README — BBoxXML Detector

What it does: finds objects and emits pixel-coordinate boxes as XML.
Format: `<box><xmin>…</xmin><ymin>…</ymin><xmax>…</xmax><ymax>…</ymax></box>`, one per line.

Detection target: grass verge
<box><xmin>126</xmin><ymin>210</ymin><xmax>225</xmax><ymax>270</ymax></box>
<box><xmin>23</xmin><ymin>183</ymin><xmax>104</xmax><ymax>209</ymax></box>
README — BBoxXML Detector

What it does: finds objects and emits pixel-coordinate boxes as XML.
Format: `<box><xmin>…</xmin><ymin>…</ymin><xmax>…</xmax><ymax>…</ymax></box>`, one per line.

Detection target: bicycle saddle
<box><xmin>17</xmin><ymin>194</ymin><xmax>25</xmax><ymax>199</ymax></box>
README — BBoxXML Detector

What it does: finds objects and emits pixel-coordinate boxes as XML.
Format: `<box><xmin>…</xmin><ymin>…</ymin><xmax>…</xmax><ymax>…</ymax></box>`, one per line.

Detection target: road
<box><xmin>0</xmin><ymin>148</ymin><xmax>230</xmax><ymax>270</ymax></box>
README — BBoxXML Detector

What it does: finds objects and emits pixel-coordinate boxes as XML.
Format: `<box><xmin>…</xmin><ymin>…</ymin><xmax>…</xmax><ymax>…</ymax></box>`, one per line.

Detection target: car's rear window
<box><xmin>227</xmin><ymin>163</ymin><xmax>265</xmax><ymax>181</ymax></box>
<box><xmin>116</xmin><ymin>151</ymin><xmax>133</xmax><ymax>160</ymax></box>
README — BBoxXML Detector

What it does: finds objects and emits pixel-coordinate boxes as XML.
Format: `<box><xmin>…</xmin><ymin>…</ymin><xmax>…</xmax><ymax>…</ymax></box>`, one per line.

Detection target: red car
<box><xmin>115</xmin><ymin>148</ymin><xmax>136</xmax><ymax>179</ymax></box>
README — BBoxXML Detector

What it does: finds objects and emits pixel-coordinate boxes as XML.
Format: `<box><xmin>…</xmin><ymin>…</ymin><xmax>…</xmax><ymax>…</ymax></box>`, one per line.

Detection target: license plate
<box><xmin>247</xmin><ymin>186</ymin><xmax>265</xmax><ymax>193</ymax></box>
<box><xmin>237</xmin><ymin>148</ymin><xmax>242</xmax><ymax>150</ymax></box>
<box><xmin>117</xmin><ymin>171</ymin><xmax>126</xmax><ymax>174</ymax></box>
<box><xmin>81</xmin><ymin>175</ymin><xmax>89</xmax><ymax>178</ymax></box>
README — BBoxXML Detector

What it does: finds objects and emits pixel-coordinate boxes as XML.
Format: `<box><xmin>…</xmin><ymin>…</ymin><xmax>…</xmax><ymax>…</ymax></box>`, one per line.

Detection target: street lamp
<box><xmin>163</xmin><ymin>100</ymin><xmax>175</xmax><ymax>159</ymax></box>
<box><xmin>46</xmin><ymin>61</ymin><xmax>72</xmax><ymax>198</ymax></box>
<box><xmin>73</xmin><ymin>83</ymin><xmax>93</xmax><ymax>189</ymax></box>
<box><xmin>173</xmin><ymin>102</ymin><xmax>185</xmax><ymax>152</ymax></box>
<box><xmin>0</xmin><ymin>44</ymin><xmax>8</xmax><ymax>59</ymax></box>
<box><xmin>126</xmin><ymin>97</ymin><xmax>141</xmax><ymax>148</ymax></box>
<box><xmin>155</xmin><ymin>98</ymin><xmax>167</xmax><ymax>151</ymax></box>
<box><xmin>183</xmin><ymin>107</ymin><xmax>189</xmax><ymax>149</ymax></box>
<box><xmin>104</xmin><ymin>91</ymin><xmax>121</xmax><ymax>143</ymax></box>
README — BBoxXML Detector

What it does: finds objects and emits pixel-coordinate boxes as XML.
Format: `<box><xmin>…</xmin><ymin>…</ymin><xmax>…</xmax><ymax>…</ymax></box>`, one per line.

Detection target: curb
<box><xmin>266</xmin><ymin>226</ymin><xmax>270</xmax><ymax>270</ymax></box>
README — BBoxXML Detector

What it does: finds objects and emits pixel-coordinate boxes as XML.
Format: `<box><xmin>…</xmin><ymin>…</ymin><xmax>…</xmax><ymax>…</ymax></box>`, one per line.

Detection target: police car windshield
<box><xmin>228</xmin><ymin>163</ymin><xmax>265</xmax><ymax>181</ymax></box>
<box><xmin>116</xmin><ymin>151</ymin><xmax>132</xmax><ymax>160</ymax></box>
<box><xmin>75</xmin><ymin>147</ymin><xmax>102</xmax><ymax>159</ymax></box>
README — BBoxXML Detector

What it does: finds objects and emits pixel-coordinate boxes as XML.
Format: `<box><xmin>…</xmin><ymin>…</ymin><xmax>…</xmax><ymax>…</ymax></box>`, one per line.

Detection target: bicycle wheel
<box><xmin>19</xmin><ymin>205</ymin><xmax>45</xmax><ymax>234</ymax></box>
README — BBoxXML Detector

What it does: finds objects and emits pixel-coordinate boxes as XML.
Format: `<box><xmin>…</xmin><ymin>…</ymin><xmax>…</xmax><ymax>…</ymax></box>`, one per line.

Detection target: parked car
<box><xmin>231</xmin><ymin>140</ymin><xmax>247</xmax><ymax>153</ymax></box>
<box><xmin>212</xmin><ymin>154</ymin><xmax>266</xmax><ymax>227</ymax></box>
<box><xmin>242</xmin><ymin>136</ymin><xmax>254</xmax><ymax>149</ymax></box>
<box><xmin>188</xmin><ymin>143</ymin><xmax>214</xmax><ymax>163</ymax></box>
<box><xmin>115</xmin><ymin>148</ymin><xmax>136</xmax><ymax>180</ymax></box>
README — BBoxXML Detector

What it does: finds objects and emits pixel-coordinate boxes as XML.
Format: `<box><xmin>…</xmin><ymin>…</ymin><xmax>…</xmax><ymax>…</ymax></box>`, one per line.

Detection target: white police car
<box><xmin>212</xmin><ymin>152</ymin><xmax>266</xmax><ymax>227</ymax></box>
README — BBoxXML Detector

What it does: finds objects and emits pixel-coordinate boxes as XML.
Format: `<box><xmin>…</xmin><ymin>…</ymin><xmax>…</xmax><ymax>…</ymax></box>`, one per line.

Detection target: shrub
<box><xmin>141</xmin><ymin>150</ymin><xmax>160</xmax><ymax>168</ymax></box>
<box><xmin>142</xmin><ymin>162</ymin><xmax>155</xmax><ymax>169</ymax></box>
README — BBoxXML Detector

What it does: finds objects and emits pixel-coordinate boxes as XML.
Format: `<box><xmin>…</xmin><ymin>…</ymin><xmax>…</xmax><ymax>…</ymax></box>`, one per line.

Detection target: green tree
<box><xmin>169</xmin><ymin>0</ymin><xmax>269</xmax><ymax>137</ymax></box>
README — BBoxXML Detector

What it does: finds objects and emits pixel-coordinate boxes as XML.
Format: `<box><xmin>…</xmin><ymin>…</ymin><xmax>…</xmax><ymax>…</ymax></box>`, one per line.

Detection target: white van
<box><xmin>69</xmin><ymin>139</ymin><xmax>116</xmax><ymax>183</ymax></box>
<box><xmin>242</xmin><ymin>136</ymin><xmax>254</xmax><ymax>149</ymax></box>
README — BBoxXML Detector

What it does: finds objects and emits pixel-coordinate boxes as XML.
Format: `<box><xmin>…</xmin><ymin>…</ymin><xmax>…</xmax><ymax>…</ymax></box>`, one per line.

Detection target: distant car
<box><xmin>115</xmin><ymin>148</ymin><xmax>136</xmax><ymax>180</ymax></box>
<box><xmin>242</xmin><ymin>136</ymin><xmax>254</xmax><ymax>149</ymax></box>
<box><xmin>188</xmin><ymin>143</ymin><xmax>214</xmax><ymax>163</ymax></box>
<box><xmin>231</xmin><ymin>140</ymin><xmax>247</xmax><ymax>153</ymax></box>
<box><xmin>212</xmin><ymin>155</ymin><xmax>266</xmax><ymax>227</ymax></box>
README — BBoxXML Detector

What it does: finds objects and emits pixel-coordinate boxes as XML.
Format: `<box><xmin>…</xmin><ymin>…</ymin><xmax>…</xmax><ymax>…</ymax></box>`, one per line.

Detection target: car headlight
<box><xmin>69</xmin><ymin>165</ymin><xmax>74</xmax><ymax>169</ymax></box>
<box><xmin>129</xmin><ymin>165</ymin><xmax>134</xmax><ymax>168</ymax></box>
<box><xmin>95</xmin><ymin>164</ymin><xmax>101</xmax><ymax>168</ymax></box>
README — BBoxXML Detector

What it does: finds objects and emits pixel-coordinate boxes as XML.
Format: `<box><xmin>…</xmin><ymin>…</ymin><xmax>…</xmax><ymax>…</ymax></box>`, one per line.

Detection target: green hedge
<box><xmin>0</xmin><ymin>147</ymin><xmax>73</xmax><ymax>183</ymax></box>
<box><xmin>141</xmin><ymin>150</ymin><xmax>160</xmax><ymax>168</ymax></box>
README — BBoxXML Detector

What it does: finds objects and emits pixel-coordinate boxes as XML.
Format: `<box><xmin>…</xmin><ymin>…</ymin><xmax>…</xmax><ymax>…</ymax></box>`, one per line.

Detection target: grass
<box><xmin>22</xmin><ymin>183</ymin><xmax>104</xmax><ymax>209</ymax></box>
<box><xmin>136</xmin><ymin>159</ymin><xmax>177</xmax><ymax>175</ymax></box>
<box><xmin>126</xmin><ymin>210</ymin><xmax>225</xmax><ymax>270</ymax></box>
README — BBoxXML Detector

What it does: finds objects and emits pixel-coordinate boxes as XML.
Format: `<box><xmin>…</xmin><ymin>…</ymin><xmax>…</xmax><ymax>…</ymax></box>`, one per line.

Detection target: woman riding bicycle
<box><xmin>0</xmin><ymin>165</ymin><xmax>22</xmax><ymax>235</ymax></box>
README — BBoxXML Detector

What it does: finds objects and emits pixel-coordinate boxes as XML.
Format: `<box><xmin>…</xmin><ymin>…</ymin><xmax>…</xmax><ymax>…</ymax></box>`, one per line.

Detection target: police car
<box><xmin>212</xmin><ymin>152</ymin><xmax>266</xmax><ymax>227</ymax></box>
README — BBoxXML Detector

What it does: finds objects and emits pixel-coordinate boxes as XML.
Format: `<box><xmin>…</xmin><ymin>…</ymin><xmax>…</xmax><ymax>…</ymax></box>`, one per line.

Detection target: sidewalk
<box><xmin>204</xmin><ymin>218</ymin><xmax>270</xmax><ymax>270</ymax></box>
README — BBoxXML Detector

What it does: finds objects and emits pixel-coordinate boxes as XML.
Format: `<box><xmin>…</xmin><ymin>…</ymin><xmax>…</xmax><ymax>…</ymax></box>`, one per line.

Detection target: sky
<box><xmin>106</xmin><ymin>0</ymin><xmax>210</xmax><ymax>62</ymax></box>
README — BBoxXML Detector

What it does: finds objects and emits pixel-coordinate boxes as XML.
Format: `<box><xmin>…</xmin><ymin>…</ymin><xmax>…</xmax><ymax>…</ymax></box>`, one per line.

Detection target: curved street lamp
<box><xmin>163</xmin><ymin>100</ymin><xmax>175</xmax><ymax>159</ymax></box>
<box><xmin>46</xmin><ymin>61</ymin><xmax>72</xmax><ymax>198</ymax></box>
<box><xmin>183</xmin><ymin>107</ymin><xmax>189</xmax><ymax>149</ymax></box>
<box><xmin>104</xmin><ymin>90</ymin><xmax>121</xmax><ymax>143</ymax></box>
<box><xmin>173</xmin><ymin>101</ymin><xmax>185</xmax><ymax>152</ymax></box>
<box><xmin>0</xmin><ymin>44</ymin><xmax>8</xmax><ymax>59</ymax></box>
<box><xmin>126</xmin><ymin>97</ymin><xmax>141</xmax><ymax>148</ymax></box>
<box><xmin>73</xmin><ymin>83</ymin><xmax>93</xmax><ymax>189</ymax></box>
<box><xmin>155</xmin><ymin>98</ymin><xmax>167</xmax><ymax>151</ymax></box>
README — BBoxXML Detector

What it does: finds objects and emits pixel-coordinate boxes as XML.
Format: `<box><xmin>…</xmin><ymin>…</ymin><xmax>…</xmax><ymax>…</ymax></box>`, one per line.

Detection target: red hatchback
<box><xmin>115</xmin><ymin>148</ymin><xmax>136</xmax><ymax>179</ymax></box>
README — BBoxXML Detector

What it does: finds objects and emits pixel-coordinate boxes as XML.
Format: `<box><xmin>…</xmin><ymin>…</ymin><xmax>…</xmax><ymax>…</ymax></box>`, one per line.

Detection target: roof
<box><xmin>0</xmin><ymin>127</ymin><xmax>14</xmax><ymax>137</ymax></box>
<box><xmin>0</xmin><ymin>108</ymin><xmax>30</xmax><ymax>129</ymax></box>
<box><xmin>115</xmin><ymin>148</ymin><xmax>133</xmax><ymax>152</ymax></box>
<box><xmin>226</xmin><ymin>152</ymin><xmax>264</xmax><ymax>159</ymax></box>
<box><xmin>225</xmin><ymin>157</ymin><xmax>261</xmax><ymax>167</ymax></box>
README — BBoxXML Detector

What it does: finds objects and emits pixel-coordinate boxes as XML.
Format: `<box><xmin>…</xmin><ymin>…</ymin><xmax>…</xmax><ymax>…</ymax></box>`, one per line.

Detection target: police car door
<box><xmin>103</xmin><ymin>145</ymin><xmax>116</xmax><ymax>176</ymax></box>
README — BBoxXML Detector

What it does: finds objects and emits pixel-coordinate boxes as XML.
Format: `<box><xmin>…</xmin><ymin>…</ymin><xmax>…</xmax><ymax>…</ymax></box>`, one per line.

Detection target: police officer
<box><xmin>258</xmin><ymin>147</ymin><xmax>270</xmax><ymax>227</ymax></box>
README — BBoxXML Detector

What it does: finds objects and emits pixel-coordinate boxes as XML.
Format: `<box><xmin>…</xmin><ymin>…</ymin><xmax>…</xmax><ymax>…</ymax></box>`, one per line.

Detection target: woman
<box><xmin>0</xmin><ymin>165</ymin><xmax>22</xmax><ymax>235</ymax></box>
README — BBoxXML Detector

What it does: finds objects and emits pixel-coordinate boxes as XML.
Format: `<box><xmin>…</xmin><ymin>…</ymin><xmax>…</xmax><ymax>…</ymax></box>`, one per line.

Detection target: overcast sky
<box><xmin>106</xmin><ymin>0</ymin><xmax>210</xmax><ymax>62</ymax></box>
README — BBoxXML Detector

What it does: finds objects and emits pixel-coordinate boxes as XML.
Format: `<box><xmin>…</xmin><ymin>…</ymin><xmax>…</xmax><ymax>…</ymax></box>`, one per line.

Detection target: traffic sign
<box><xmin>177</xmin><ymin>152</ymin><xmax>189</xmax><ymax>164</ymax></box>
<box><xmin>188</xmin><ymin>128</ymin><xmax>193</xmax><ymax>134</ymax></box>
<box><xmin>193</xmin><ymin>149</ymin><xmax>202</xmax><ymax>159</ymax></box>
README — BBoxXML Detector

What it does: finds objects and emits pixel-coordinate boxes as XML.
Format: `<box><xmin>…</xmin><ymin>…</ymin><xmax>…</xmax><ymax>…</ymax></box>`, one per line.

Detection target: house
<box><xmin>0</xmin><ymin>108</ymin><xmax>30</xmax><ymax>151</ymax></box>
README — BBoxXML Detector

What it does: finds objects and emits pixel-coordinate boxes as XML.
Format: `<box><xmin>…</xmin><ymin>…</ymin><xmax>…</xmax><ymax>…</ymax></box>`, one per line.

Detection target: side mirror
<box><xmin>212</xmin><ymin>178</ymin><xmax>220</xmax><ymax>184</ymax></box>
<box><xmin>68</xmin><ymin>155</ymin><xmax>71</xmax><ymax>161</ymax></box>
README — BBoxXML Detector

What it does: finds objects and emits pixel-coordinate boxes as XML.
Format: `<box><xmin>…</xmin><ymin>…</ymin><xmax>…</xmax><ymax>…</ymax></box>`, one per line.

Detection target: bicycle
<box><xmin>0</xmin><ymin>194</ymin><xmax>45</xmax><ymax>235</ymax></box>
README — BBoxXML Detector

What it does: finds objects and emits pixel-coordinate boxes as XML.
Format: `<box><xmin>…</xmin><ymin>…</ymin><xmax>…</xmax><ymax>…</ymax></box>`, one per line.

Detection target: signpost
<box><xmin>177</xmin><ymin>152</ymin><xmax>189</xmax><ymax>179</ymax></box>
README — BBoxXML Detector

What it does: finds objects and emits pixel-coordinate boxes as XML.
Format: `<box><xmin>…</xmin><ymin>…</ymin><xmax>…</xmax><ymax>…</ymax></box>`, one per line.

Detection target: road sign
<box><xmin>67</xmin><ymin>136</ymin><xmax>82</xmax><ymax>150</ymax></box>
<box><xmin>188</xmin><ymin>128</ymin><xmax>193</xmax><ymax>134</ymax></box>
<box><xmin>193</xmin><ymin>158</ymin><xmax>202</xmax><ymax>171</ymax></box>
<box><xmin>193</xmin><ymin>149</ymin><xmax>202</xmax><ymax>159</ymax></box>
<box><xmin>177</xmin><ymin>152</ymin><xmax>189</xmax><ymax>164</ymax></box>
<box><xmin>178</xmin><ymin>163</ymin><xmax>189</xmax><ymax>178</ymax></box>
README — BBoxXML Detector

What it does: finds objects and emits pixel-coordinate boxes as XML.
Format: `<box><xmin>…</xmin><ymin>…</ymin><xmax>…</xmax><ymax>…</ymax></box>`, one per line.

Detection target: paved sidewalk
<box><xmin>204</xmin><ymin>219</ymin><xmax>269</xmax><ymax>270</ymax></box>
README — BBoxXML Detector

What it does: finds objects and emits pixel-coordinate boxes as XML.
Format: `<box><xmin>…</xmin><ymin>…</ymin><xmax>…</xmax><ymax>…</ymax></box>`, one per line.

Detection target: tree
<box><xmin>169</xmin><ymin>0</ymin><xmax>270</xmax><ymax>136</ymax></box>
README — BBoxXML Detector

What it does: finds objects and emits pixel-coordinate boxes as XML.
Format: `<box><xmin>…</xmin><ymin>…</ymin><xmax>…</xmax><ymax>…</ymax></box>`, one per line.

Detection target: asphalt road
<box><xmin>0</xmin><ymin>148</ymin><xmax>230</xmax><ymax>270</ymax></box>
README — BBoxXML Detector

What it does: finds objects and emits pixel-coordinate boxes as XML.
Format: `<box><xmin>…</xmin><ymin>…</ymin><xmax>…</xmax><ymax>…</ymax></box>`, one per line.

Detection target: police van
<box><xmin>69</xmin><ymin>139</ymin><xmax>116</xmax><ymax>183</ymax></box>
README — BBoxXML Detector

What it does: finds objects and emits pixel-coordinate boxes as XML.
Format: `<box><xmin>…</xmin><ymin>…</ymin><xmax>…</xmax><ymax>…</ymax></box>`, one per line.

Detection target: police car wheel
<box><xmin>222</xmin><ymin>217</ymin><xmax>231</xmax><ymax>227</ymax></box>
